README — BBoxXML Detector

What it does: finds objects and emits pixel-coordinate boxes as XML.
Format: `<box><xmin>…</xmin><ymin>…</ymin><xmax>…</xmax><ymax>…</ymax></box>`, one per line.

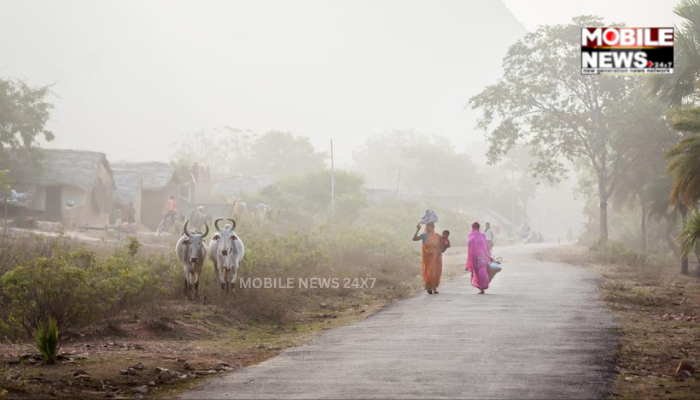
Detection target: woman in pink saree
<box><xmin>466</xmin><ymin>221</ymin><xmax>495</xmax><ymax>294</ymax></box>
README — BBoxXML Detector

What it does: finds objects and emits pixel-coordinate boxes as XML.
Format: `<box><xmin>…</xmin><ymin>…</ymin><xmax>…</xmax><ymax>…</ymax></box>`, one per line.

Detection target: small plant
<box><xmin>33</xmin><ymin>317</ymin><xmax>59</xmax><ymax>365</ymax></box>
<box><xmin>126</xmin><ymin>236</ymin><xmax>142</xmax><ymax>257</ymax></box>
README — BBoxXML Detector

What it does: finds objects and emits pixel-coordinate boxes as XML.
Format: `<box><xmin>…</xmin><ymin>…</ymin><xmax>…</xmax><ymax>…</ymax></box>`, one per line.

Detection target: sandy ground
<box><xmin>181</xmin><ymin>243</ymin><xmax>618</xmax><ymax>399</ymax></box>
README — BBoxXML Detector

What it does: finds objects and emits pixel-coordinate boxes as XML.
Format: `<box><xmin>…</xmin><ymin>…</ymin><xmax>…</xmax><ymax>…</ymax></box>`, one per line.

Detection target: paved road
<box><xmin>182</xmin><ymin>244</ymin><xmax>618</xmax><ymax>399</ymax></box>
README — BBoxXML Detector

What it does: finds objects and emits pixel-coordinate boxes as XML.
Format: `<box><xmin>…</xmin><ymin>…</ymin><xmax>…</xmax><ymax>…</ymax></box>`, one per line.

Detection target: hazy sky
<box><xmin>502</xmin><ymin>0</ymin><xmax>681</xmax><ymax>31</ymax></box>
<box><xmin>0</xmin><ymin>0</ymin><xmax>682</xmax><ymax>167</ymax></box>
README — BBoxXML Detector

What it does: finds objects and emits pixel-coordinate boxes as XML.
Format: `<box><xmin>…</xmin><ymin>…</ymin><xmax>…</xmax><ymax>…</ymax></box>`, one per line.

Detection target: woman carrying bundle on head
<box><xmin>412</xmin><ymin>209</ymin><xmax>444</xmax><ymax>295</ymax></box>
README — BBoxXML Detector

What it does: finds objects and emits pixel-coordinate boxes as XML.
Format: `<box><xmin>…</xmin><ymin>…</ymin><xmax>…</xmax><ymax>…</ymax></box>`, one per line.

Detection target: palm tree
<box><xmin>665</xmin><ymin>110</ymin><xmax>700</xmax><ymax>274</ymax></box>
<box><xmin>666</xmin><ymin>134</ymin><xmax>700</xmax><ymax>206</ymax></box>
<box><xmin>648</xmin><ymin>0</ymin><xmax>700</xmax><ymax>107</ymax></box>
<box><xmin>648</xmin><ymin>1</ymin><xmax>700</xmax><ymax>275</ymax></box>
<box><xmin>678</xmin><ymin>210</ymin><xmax>700</xmax><ymax>276</ymax></box>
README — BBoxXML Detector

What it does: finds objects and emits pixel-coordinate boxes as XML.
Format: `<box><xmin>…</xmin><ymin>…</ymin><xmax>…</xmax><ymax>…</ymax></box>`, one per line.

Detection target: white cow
<box><xmin>175</xmin><ymin>221</ymin><xmax>209</xmax><ymax>300</ymax></box>
<box><xmin>209</xmin><ymin>218</ymin><xmax>245</xmax><ymax>293</ymax></box>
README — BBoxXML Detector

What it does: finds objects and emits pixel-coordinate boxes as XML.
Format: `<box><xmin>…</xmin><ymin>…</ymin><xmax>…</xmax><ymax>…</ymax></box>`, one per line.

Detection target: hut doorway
<box><xmin>45</xmin><ymin>186</ymin><xmax>62</xmax><ymax>219</ymax></box>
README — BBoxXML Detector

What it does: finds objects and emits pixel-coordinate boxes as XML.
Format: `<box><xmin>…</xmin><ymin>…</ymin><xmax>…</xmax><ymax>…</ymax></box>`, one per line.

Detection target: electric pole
<box><xmin>330</xmin><ymin>139</ymin><xmax>335</xmax><ymax>214</ymax></box>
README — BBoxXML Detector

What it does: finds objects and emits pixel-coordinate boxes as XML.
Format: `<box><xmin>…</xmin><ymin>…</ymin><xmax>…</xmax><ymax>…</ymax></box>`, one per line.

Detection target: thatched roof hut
<box><xmin>8</xmin><ymin>149</ymin><xmax>113</xmax><ymax>194</ymax></box>
<box><xmin>111</xmin><ymin>162</ymin><xmax>180</xmax><ymax>230</ymax></box>
<box><xmin>112</xmin><ymin>162</ymin><xmax>178</xmax><ymax>190</ymax></box>
<box><xmin>112</xmin><ymin>169</ymin><xmax>142</xmax><ymax>207</ymax></box>
<box><xmin>4</xmin><ymin>149</ymin><xmax>114</xmax><ymax>226</ymax></box>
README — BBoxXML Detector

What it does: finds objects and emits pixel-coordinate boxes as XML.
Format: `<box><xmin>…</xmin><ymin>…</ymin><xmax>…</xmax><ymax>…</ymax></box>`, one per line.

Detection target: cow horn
<box><xmin>203</xmin><ymin>222</ymin><xmax>209</xmax><ymax>237</ymax></box>
<box><xmin>215</xmin><ymin>218</ymin><xmax>223</xmax><ymax>231</ymax></box>
<box><xmin>183</xmin><ymin>220</ymin><xmax>191</xmax><ymax>237</ymax></box>
<box><xmin>228</xmin><ymin>219</ymin><xmax>236</xmax><ymax>230</ymax></box>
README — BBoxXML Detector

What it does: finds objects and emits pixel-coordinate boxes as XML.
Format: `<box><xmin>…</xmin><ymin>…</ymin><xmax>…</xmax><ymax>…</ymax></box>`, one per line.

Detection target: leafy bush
<box><xmin>34</xmin><ymin>317</ymin><xmax>59</xmax><ymax>365</ymax></box>
<box><xmin>589</xmin><ymin>240</ymin><xmax>648</xmax><ymax>267</ymax></box>
<box><xmin>0</xmin><ymin>241</ymin><xmax>179</xmax><ymax>338</ymax></box>
<box><xmin>2</xmin><ymin>257</ymin><xmax>92</xmax><ymax>336</ymax></box>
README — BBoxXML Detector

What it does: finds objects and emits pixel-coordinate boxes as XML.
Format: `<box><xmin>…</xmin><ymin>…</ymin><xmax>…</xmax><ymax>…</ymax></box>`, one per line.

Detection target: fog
<box><xmin>0</xmin><ymin>0</ymin><xmax>680</xmax><ymax>240</ymax></box>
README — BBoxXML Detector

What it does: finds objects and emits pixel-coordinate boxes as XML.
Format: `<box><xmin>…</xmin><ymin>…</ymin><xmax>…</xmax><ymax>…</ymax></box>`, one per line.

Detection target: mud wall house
<box><xmin>6</xmin><ymin>149</ymin><xmax>114</xmax><ymax>228</ymax></box>
<box><xmin>111</xmin><ymin>169</ymin><xmax>143</xmax><ymax>224</ymax></box>
<box><xmin>111</xmin><ymin>162</ymin><xmax>180</xmax><ymax>231</ymax></box>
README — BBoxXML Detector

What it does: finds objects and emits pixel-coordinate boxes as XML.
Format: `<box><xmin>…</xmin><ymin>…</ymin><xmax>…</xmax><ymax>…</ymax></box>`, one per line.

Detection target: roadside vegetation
<box><xmin>0</xmin><ymin>168</ymin><xmax>471</xmax><ymax>399</ymax></box>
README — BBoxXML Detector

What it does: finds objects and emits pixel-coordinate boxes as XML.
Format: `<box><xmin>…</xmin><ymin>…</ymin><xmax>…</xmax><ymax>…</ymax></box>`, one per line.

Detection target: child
<box><xmin>439</xmin><ymin>230</ymin><xmax>451</xmax><ymax>253</ymax></box>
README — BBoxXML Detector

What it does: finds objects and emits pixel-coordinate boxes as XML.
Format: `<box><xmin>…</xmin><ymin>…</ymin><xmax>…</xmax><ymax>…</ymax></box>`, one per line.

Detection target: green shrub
<box><xmin>126</xmin><ymin>236</ymin><xmax>142</xmax><ymax>257</ymax></box>
<box><xmin>2</xmin><ymin>257</ymin><xmax>92</xmax><ymax>336</ymax></box>
<box><xmin>0</xmin><ymin>241</ymin><xmax>180</xmax><ymax>338</ymax></box>
<box><xmin>589</xmin><ymin>240</ymin><xmax>648</xmax><ymax>267</ymax></box>
<box><xmin>33</xmin><ymin>317</ymin><xmax>59</xmax><ymax>365</ymax></box>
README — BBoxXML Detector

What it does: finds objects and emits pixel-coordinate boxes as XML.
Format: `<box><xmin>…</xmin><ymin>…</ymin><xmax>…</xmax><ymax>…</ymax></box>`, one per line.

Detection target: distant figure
<box><xmin>439</xmin><ymin>230</ymin><xmax>451</xmax><ymax>253</ymax></box>
<box><xmin>235</xmin><ymin>201</ymin><xmax>248</xmax><ymax>217</ymax></box>
<box><xmin>567</xmin><ymin>228</ymin><xmax>574</xmax><ymax>243</ymax></box>
<box><xmin>412</xmin><ymin>221</ymin><xmax>443</xmax><ymax>295</ymax></box>
<box><xmin>162</xmin><ymin>195</ymin><xmax>178</xmax><ymax>225</ymax></box>
<box><xmin>521</xmin><ymin>222</ymin><xmax>531</xmax><ymax>241</ymax></box>
<box><xmin>125</xmin><ymin>202</ymin><xmax>136</xmax><ymax>224</ymax></box>
<box><xmin>466</xmin><ymin>221</ymin><xmax>498</xmax><ymax>294</ymax></box>
<box><xmin>484</xmin><ymin>222</ymin><xmax>495</xmax><ymax>251</ymax></box>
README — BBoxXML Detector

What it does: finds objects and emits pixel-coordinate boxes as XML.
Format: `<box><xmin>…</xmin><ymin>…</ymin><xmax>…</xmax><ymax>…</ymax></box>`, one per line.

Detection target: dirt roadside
<box><xmin>542</xmin><ymin>246</ymin><xmax>700</xmax><ymax>400</ymax></box>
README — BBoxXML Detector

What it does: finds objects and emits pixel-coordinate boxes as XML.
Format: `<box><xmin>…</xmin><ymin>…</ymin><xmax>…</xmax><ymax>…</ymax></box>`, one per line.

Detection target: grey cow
<box><xmin>175</xmin><ymin>220</ymin><xmax>209</xmax><ymax>300</ymax></box>
<box><xmin>209</xmin><ymin>218</ymin><xmax>245</xmax><ymax>293</ymax></box>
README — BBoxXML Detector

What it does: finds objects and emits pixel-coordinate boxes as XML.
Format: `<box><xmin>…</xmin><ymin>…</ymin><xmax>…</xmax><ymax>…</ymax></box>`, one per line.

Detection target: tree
<box><xmin>470</xmin><ymin>16</ymin><xmax>645</xmax><ymax>243</ymax></box>
<box><xmin>352</xmin><ymin>129</ymin><xmax>483</xmax><ymax>196</ymax></box>
<box><xmin>260</xmin><ymin>169</ymin><xmax>367</xmax><ymax>222</ymax></box>
<box><xmin>678</xmin><ymin>210</ymin><xmax>700</xmax><ymax>277</ymax></box>
<box><xmin>647</xmin><ymin>1</ymin><xmax>700</xmax><ymax>275</ymax></box>
<box><xmin>0</xmin><ymin>78</ymin><xmax>54</xmax><ymax>152</ymax></box>
<box><xmin>171</xmin><ymin>126</ymin><xmax>256</xmax><ymax>177</ymax></box>
<box><xmin>644</xmin><ymin>176</ymin><xmax>681</xmax><ymax>255</ymax></box>
<box><xmin>171</xmin><ymin>128</ymin><xmax>326</xmax><ymax>181</ymax></box>
<box><xmin>246</xmin><ymin>131</ymin><xmax>326</xmax><ymax>177</ymax></box>
<box><xmin>611</xmin><ymin>91</ymin><xmax>680</xmax><ymax>252</ymax></box>
<box><xmin>666</xmin><ymin>111</ymin><xmax>700</xmax><ymax>206</ymax></box>
<box><xmin>648</xmin><ymin>0</ymin><xmax>700</xmax><ymax>107</ymax></box>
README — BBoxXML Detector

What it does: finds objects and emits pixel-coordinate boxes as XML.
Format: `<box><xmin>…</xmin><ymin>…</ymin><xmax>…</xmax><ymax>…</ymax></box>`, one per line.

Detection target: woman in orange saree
<box><xmin>412</xmin><ymin>222</ymin><xmax>443</xmax><ymax>294</ymax></box>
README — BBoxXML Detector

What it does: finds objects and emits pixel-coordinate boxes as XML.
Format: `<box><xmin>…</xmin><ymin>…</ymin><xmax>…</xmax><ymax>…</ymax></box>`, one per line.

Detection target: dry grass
<box><xmin>545</xmin><ymin>246</ymin><xmax>700</xmax><ymax>400</ymax></box>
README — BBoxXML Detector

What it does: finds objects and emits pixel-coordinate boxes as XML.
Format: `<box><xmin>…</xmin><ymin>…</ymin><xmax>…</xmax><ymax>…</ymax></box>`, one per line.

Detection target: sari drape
<box><xmin>422</xmin><ymin>232</ymin><xmax>443</xmax><ymax>291</ymax></box>
<box><xmin>466</xmin><ymin>229</ymin><xmax>492</xmax><ymax>290</ymax></box>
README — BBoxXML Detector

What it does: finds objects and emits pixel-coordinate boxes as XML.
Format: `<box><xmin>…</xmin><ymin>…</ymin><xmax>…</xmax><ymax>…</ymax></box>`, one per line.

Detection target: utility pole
<box><xmin>394</xmin><ymin>167</ymin><xmax>401</xmax><ymax>199</ymax></box>
<box><xmin>511</xmin><ymin>168</ymin><xmax>516</xmax><ymax>233</ymax></box>
<box><xmin>330</xmin><ymin>139</ymin><xmax>335</xmax><ymax>214</ymax></box>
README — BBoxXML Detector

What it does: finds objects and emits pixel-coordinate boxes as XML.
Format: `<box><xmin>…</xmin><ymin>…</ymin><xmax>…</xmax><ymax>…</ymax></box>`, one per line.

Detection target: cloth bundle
<box><xmin>419</xmin><ymin>209</ymin><xmax>439</xmax><ymax>224</ymax></box>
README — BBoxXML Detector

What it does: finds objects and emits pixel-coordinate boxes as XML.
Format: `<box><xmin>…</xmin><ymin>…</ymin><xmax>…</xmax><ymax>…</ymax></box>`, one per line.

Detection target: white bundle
<box><xmin>419</xmin><ymin>209</ymin><xmax>439</xmax><ymax>224</ymax></box>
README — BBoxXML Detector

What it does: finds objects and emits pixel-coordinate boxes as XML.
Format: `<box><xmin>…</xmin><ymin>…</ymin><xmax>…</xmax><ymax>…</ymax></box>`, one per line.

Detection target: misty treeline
<box><xmin>470</xmin><ymin>4</ymin><xmax>700</xmax><ymax>277</ymax></box>
<box><xmin>169</xmin><ymin>126</ymin><xmax>541</xmax><ymax>233</ymax></box>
